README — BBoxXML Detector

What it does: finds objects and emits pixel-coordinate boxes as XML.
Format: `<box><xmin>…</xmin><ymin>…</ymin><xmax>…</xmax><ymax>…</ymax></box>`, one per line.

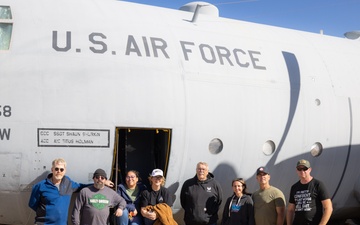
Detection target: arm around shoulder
<box><xmin>105</xmin><ymin>179</ymin><xmax>114</xmax><ymax>187</ymax></box>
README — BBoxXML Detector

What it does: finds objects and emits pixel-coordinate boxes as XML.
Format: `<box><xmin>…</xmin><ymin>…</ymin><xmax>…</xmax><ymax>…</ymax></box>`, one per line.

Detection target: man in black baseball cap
<box><xmin>256</xmin><ymin>166</ymin><xmax>270</xmax><ymax>175</ymax></box>
<box><xmin>72</xmin><ymin>168</ymin><xmax>126</xmax><ymax>225</ymax></box>
<box><xmin>287</xmin><ymin>160</ymin><xmax>333</xmax><ymax>225</ymax></box>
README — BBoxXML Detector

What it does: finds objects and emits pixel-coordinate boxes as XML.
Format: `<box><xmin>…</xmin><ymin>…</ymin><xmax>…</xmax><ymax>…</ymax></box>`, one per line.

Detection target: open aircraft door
<box><xmin>112</xmin><ymin>128</ymin><xmax>172</xmax><ymax>188</ymax></box>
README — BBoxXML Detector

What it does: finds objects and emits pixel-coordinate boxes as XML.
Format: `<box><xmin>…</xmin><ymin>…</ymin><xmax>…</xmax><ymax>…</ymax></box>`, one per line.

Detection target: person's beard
<box><xmin>94</xmin><ymin>181</ymin><xmax>105</xmax><ymax>189</ymax></box>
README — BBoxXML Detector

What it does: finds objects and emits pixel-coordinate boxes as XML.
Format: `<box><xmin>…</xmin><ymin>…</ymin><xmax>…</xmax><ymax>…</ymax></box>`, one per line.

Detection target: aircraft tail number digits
<box><xmin>0</xmin><ymin>105</ymin><xmax>12</xmax><ymax>141</ymax></box>
<box><xmin>0</xmin><ymin>105</ymin><xmax>11</xmax><ymax>117</ymax></box>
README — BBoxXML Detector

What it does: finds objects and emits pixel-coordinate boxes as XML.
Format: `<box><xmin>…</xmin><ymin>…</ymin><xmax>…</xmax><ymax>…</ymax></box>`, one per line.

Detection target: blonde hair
<box><xmin>148</xmin><ymin>175</ymin><xmax>166</xmax><ymax>186</ymax></box>
<box><xmin>52</xmin><ymin>158</ymin><xmax>67</xmax><ymax>168</ymax></box>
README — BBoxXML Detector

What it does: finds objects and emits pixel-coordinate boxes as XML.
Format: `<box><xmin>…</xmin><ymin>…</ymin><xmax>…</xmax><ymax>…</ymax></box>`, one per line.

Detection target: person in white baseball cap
<box><xmin>140</xmin><ymin>169</ymin><xmax>173</xmax><ymax>225</ymax></box>
<box><xmin>151</xmin><ymin>169</ymin><xmax>163</xmax><ymax>177</ymax></box>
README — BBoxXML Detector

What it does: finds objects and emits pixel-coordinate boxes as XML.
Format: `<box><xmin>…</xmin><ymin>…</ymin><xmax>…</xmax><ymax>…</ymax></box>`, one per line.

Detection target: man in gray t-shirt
<box><xmin>72</xmin><ymin>169</ymin><xmax>126</xmax><ymax>225</ymax></box>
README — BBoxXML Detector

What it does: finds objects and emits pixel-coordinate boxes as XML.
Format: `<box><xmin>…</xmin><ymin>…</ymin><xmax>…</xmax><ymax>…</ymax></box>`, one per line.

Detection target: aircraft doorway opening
<box><xmin>112</xmin><ymin>128</ymin><xmax>172</xmax><ymax>189</ymax></box>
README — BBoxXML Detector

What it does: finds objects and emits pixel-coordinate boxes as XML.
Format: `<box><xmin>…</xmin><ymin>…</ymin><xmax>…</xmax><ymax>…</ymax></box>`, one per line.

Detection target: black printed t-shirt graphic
<box><xmin>289</xmin><ymin>178</ymin><xmax>329</xmax><ymax>225</ymax></box>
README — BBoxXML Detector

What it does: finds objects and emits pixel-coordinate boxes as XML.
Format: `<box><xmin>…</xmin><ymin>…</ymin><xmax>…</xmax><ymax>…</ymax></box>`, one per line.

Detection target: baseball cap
<box><xmin>297</xmin><ymin>159</ymin><xmax>311</xmax><ymax>168</ymax></box>
<box><xmin>93</xmin><ymin>168</ymin><xmax>107</xmax><ymax>179</ymax></box>
<box><xmin>256</xmin><ymin>166</ymin><xmax>270</xmax><ymax>175</ymax></box>
<box><xmin>151</xmin><ymin>169</ymin><xmax>163</xmax><ymax>177</ymax></box>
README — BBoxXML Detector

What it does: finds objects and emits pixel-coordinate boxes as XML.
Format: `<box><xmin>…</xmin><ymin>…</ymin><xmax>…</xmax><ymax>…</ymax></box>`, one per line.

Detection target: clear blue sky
<box><xmin>123</xmin><ymin>0</ymin><xmax>360</xmax><ymax>38</ymax></box>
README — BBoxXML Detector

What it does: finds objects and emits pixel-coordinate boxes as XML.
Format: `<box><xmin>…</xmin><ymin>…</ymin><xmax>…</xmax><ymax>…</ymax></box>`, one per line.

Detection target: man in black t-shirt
<box><xmin>286</xmin><ymin>159</ymin><xmax>333</xmax><ymax>225</ymax></box>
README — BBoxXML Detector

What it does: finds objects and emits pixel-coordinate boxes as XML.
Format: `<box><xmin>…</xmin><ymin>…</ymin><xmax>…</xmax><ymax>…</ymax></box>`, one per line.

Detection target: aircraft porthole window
<box><xmin>209</xmin><ymin>138</ymin><xmax>223</xmax><ymax>154</ymax></box>
<box><xmin>315</xmin><ymin>99</ymin><xmax>321</xmax><ymax>106</ymax></box>
<box><xmin>262</xmin><ymin>140</ymin><xmax>276</xmax><ymax>156</ymax></box>
<box><xmin>310</xmin><ymin>142</ymin><xmax>323</xmax><ymax>157</ymax></box>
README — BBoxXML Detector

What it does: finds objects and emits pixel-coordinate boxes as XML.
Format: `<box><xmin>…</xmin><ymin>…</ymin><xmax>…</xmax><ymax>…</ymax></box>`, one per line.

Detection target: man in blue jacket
<box><xmin>28</xmin><ymin>158</ymin><xmax>113</xmax><ymax>225</ymax></box>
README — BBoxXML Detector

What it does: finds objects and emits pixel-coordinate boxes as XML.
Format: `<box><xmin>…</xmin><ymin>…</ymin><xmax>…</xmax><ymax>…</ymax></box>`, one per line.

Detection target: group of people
<box><xmin>233</xmin><ymin>159</ymin><xmax>333</xmax><ymax>225</ymax></box>
<box><xmin>28</xmin><ymin>158</ymin><xmax>174</xmax><ymax>225</ymax></box>
<box><xmin>28</xmin><ymin>159</ymin><xmax>333</xmax><ymax>225</ymax></box>
<box><xmin>28</xmin><ymin>159</ymin><xmax>124</xmax><ymax>225</ymax></box>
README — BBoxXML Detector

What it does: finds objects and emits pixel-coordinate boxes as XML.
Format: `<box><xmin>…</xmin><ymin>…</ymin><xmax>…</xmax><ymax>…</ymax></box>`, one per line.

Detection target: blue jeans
<box><xmin>116</xmin><ymin>209</ymin><xmax>144</xmax><ymax>225</ymax></box>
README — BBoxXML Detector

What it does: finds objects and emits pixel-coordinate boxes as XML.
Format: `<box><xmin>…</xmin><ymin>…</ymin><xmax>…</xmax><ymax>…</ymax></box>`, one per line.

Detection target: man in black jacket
<box><xmin>180</xmin><ymin>162</ymin><xmax>223</xmax><ymax>225</ymax></box>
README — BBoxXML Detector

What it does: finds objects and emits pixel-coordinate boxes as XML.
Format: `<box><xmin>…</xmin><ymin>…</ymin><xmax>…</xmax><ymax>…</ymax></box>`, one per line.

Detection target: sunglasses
<box><xmin>95</xmin><ymin>175</ymin><xmax>106</xmax><ymax>180</ymax></box>
<box><xmin>54</xmin><ymin>167</ymin><xmax>65</xmax><ymax>172</ymax></box>
<box><xmin>297</xmin><ymin>167</ymin><xmax>308</xmax><ymax>171</ymax></box>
